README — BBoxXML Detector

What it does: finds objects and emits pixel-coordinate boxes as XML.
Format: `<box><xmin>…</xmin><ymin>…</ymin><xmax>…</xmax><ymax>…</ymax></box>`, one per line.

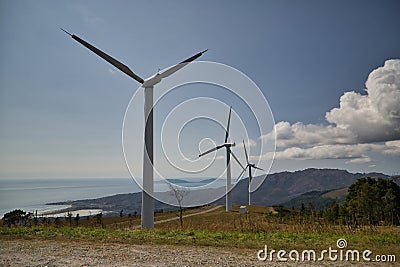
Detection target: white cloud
<box><xmin>260</xmin><ymin>59</ymin><xmax>400</xmax><ymax>164</ymax></box>
<box><xmin>262</xmin><ymin>121</ymin><xmax>356</xmax><ymax>147</ymax></box>
<box><xmin>262</xmin><ymin>138</ymin><xmax>398</xmax><ymax>163</ymax></box>
<box><xmin>269</xmin><ymin>143</ymin><xmax>378</xmax><ymax>161</ymax></box>
<box><xmin>325</xmin><ymin>59</ymin><xmax>400</xmax><ymax>143</ymax></box>
<box><xmin>381</xmin><ymin>140</ymin><xmax>400</xmax><ymax>156</ymax></box>
<box><xmin>204</xmin><ymin>155</ymin><xmax>225</xmax><ymax>161</ymax></box>
<box><xmin>345</xmin><ymin>157</ymin><xmax>372</xmax><ymax>164</ymax></box>
<box><xmin>235</xmin><ymin>138</ymin><xmax>257</xmax><ymax>148</ymax></box>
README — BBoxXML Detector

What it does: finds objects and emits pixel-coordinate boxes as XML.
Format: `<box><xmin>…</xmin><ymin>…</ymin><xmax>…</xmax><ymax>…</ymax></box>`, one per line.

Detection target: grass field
<box><xmin>1</xmin><ymin>205</ymin><xmax>399</xmax><ymax>257</ymax></box>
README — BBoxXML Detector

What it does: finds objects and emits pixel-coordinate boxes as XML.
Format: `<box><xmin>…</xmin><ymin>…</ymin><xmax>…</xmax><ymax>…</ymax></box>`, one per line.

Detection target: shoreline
<box><xmin>38</xmin><ymin>207</ymin><xmax>103</xmax><ymax>217</ymax></box>
<box><xmin>37</xmin><ymin>206</ymin><xmax>72</xmax><ymax>216</ymax></box>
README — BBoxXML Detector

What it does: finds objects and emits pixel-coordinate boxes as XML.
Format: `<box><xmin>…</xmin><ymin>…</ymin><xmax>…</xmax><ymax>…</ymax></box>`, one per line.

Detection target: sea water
<box><xmin>0</xmin><ymin>177</ymin><xmax>224</xmax><ymax>217</ymax></box>
<box><xmin>0</xmin><ymin>178</ymin><xmax>139</xmax><ymax>217</ymax></box>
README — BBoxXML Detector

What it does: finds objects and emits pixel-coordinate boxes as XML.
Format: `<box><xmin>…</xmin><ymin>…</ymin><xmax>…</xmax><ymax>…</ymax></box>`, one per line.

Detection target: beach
<box><xmin>39</xmin><ymin>208</ymin><xmax>103</xmax><ymax>217</ymax></box>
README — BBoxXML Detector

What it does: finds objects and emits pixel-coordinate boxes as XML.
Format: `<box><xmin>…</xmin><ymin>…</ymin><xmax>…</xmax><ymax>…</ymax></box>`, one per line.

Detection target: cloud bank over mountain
<box><xmin>263</xmin><ymin>59</ymin><xmax>400</xmax><ymax>163</ymax></box>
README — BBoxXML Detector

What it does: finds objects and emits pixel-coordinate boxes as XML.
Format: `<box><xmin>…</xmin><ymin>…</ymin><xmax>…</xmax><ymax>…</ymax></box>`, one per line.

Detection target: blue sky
<box><xmin>0</xmin><ymin>0</ymin><xmax>399</xmax><ymax>179</ymax></box>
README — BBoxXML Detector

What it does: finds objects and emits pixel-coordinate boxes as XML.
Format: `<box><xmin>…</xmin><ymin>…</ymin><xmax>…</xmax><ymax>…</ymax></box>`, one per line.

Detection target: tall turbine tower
<box><xmin>198</xmin><ymin>107</ymin><xmax>244</xmax><ymax>211</ymax></box>
<box><xmin>238</xmin><ymin>140</ymin><xmax>264</xmax><ymax>205</ymax></box>
<box><xmin>61</xmin><ymin>29</ymin><xmax>207</xmax><ymax>229</ymax></box>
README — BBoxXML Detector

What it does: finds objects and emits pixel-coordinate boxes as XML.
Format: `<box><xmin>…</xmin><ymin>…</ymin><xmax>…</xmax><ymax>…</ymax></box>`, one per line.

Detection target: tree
<box><xmin>66</xmin><ymin>211</ymin><xmax>73</xmax><ymax>226</ymax></box>
<box><xmin>168</xmin><ymin>183</ymin><xmax>189</xmax><ymax>228</ymax></box>
<box><xmin>96</xmin><ymin>212</ymin><xmax>103</xmax><ymax>227</ymax></box>
<box><xmin>2</xmin><ymin>209</ymin><xmax>33</xmax><ymax>227</ymax></box>
<box><xmin>343</xmin><ymin>177</ymin><xmax>400</xmax><ymax>225</ymax></box>
<box><xmin>2</xmin><ymin>209</ymin><xmax>26</xmax><ymax>227</ymax></box>
<box><xmin>75</xmin><ymin>214</ymin><xmax>80</xmax><ymax>226</ymax></box>
<box><xmin>324</xmin><ymin>201</ymin><xmax>340</xmax><ymax>223</ymax></box>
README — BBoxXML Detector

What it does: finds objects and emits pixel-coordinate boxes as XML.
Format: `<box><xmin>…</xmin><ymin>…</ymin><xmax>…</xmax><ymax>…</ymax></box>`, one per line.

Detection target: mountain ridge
<box><xmin>48</xmin><ymin>168</ymin><xmax>389</xmax><ymax>215</ymax></box>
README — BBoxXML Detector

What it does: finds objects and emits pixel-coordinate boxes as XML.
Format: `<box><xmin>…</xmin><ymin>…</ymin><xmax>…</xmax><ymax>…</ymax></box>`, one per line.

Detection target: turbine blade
<box><xmin>180</xmin><ymin>49</ymin><xmax>208</xmax><ymax>63</ymax></box>
<box><xmin>60</xmin><ymin>28</ymin><xmax>72</xmax><ymax>36</ymax></box>
<box><xmin>198</xmin><ymin>145</ymin><xmax>223</xmax><ymax>157</ymax></box>
<box><xmin>158</xmin><ymin>49</ymin><xmax>207</xmax><ymax>79</ymax></box>
<box><xmin>230</xmin><ymin>151</ymin><xmax>245</xmax><ymax>170</ymax></box>
<box><xmin>63</xmin><ymin>30</ymin><xmax>144</xmax><ymax>84</ymax></box>
<box><xmin>236</xmin><ymin>165</ymin><xmax>248</xmax><ymax>183</ymax></box>
<box><xmin>224</xmin><ymin>107</ymin><xmax>232</xmax><ymax>143</ymax></box>
<box><xmin>253</xmin><ymin>166</ymin><xmax>264</xmax><ymax>171</ymax></box>
<box><xmin>243</xmin><ymin>140</ymin><xmax>249</xmax><ymax>165</ymax></box>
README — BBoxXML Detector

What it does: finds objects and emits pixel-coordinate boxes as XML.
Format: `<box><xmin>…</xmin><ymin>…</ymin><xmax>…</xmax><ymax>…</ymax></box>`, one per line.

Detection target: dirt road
<box><xmin>1</xmin><ymin>238</ymin><xmax>393</xmax><ymax>266</ymax></box>
<box><xmin>1</xmin><ymin>239</ymin><xmax>262</xmax><ymax>266</ymax></box>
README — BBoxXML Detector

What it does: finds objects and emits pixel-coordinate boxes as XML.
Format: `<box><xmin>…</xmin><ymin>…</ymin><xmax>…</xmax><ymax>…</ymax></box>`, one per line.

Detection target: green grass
<box><xmin>1</xmin><ymin>205</ymin><xmax>399</xmax><ymax>256</ymax></box>
<box><xmin>1</xmin><ymin>225</ymin><xmax>398</xmax><ymax>255</ymax></box>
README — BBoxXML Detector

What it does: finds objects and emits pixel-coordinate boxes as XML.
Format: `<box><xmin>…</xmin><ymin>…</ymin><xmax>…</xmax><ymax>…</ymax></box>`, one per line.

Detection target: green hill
<box><xmin>279</xmin><ymin>187</ymin><xmax>348</xmax><ymax>210</ymax></box>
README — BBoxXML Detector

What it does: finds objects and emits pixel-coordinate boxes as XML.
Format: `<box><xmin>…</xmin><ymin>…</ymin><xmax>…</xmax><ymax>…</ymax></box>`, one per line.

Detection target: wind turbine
<box><xmin>198</xmin><ymin>107</ymin><xmax>244</xmax><ymax>211</ymax></box>
<box><xmin>61</xmin><ymin>29</ymin><xmax>207</xmax><ymax>229</ymax></box>
<box><xmin>237</xmin><ymin>140</ymin><xmax>264</xmax><ymax>206</ymax></box>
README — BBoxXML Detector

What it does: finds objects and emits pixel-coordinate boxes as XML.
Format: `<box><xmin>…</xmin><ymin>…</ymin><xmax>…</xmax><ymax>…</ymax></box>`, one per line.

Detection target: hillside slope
<box><xmin>49</xmin><ymin>168</ymin><xmax>388</xmax><ymax>214</ymax></box>
<box><xmin>227</xmin><ymin>168</ymin><xmax>387</xmax><ymax>206</ymax></box>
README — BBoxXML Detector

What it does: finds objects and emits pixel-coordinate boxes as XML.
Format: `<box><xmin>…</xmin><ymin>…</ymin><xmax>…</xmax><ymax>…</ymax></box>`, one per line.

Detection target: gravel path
<box><xmin>1</xmin><ymin>239</ymin><xmax>394</xmax><ymax>266</ymax></box>
<box><xmin>1</xmin><ymin>239</ymin><xmax>262</xmax><ymax>267</ymax></box>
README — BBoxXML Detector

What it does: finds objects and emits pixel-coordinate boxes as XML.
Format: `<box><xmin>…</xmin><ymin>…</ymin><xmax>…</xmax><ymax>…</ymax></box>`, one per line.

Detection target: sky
<box><xmin>0</xmin><ymin>0</ymin><xmax>399</xmax><ymax>179</ymax></box>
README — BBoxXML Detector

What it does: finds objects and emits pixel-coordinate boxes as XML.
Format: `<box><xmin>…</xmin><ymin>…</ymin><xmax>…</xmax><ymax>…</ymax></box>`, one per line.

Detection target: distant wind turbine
<box><xmin>237</xmin><ymin>140</ymin><xmax>264</xmax><ymax>206</ymax></box>
<box><xmin>61</xmin><ymin>28</ymin><xmax>207</xmax><ymax>229</ymax></box>
<box><xmin>198</xmin><ymin>107</ymin><xmax>244</xmax><ymax>211</ymax></box>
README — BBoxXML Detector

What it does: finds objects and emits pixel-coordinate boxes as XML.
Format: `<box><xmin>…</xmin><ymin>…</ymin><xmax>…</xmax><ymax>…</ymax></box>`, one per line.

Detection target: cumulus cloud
<box><xmin>269</xmin><ymin>143</ymin><xmax>379</xmax><ymax>161</ymax></box>
<box><xmin>381</xmin><ymin>140</ymin><xmax>400</xmax><ymax>156</ymax></box>
<box><xmin>235</xmin><ymin>138</ymin><xmax>257</xmax><ymax>148</ymax></box>
<box><xmin>326</xmin><ymin>59</ymin><xmax>400</xmax><ymax>143</ymax></box>
<box><xmin>261</xmin><ymin>59</ymin><xmax>400</xmax><ymax>163</ymax></box>
<box><xmin>262</xmin><ymin>121</ymin><xmax>356</xmax><ymax>147</ymax></box>
<box><xmin>345</xmin><ymin>157</ymin><xmax>372</xmax><ymax>164</ymax></box>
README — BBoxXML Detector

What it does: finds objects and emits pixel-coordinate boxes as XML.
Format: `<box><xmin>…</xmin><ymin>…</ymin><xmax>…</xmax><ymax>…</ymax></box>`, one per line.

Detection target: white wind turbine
<box><xmin>237</xmin><ymin>140</ymin><xmax>264</xmax><ymax>206</ymax></box>
<box><xmin>198</xmin><ymin>107</ymin><xmax>244</xmax><ymax>211</ymax></box>
<box><xmin>61</xmin><ymin>29</ymin><xmax>207</xmax><ymax>229</ymax></box>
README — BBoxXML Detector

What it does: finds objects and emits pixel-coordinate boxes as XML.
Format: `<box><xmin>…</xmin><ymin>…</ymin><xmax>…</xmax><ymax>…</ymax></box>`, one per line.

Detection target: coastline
<box><xmin>39</xmin><ymin>208</ymin><xmax>103</xmax><ymax>217</ymax></box>
<box><xmin>37</xmin><ymin>203</ymin><xmax>106</xmax><ymax>217</ymax></box>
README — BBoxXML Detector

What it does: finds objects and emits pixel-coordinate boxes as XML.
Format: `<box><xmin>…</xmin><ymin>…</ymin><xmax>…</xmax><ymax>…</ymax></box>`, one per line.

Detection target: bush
<box><xmin>2</xmin><ymin>209</ymin><xmax>33</xmax><ymax>227</ymax></box>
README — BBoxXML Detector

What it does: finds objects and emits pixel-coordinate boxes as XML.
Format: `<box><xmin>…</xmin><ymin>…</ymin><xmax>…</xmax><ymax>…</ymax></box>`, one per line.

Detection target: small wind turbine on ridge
<box><xmin>61</xmin><ymin>28</ymin><xmax>207</xmax><ymax>229</ymax></box>
<box><xmin>237</xmin><ymin>140</ymin><xmax>264</xmax><ymax>206</ymax></box>
<box><xmin>198</xmin><ymin>107</ymin><xmax>244</xmax><ymax>211</ymax></box>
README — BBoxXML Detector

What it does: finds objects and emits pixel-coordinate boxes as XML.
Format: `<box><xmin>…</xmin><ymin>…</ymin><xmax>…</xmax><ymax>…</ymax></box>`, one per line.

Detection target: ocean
<box><xmin>0</xmin><ymin>178</ymin><xmax>139</xmax><ymax>217</ymax></box>
<box><xmin>0</xmin><ymin>177</ymin><xmax>225</xmax><ymax>217</ymax></box>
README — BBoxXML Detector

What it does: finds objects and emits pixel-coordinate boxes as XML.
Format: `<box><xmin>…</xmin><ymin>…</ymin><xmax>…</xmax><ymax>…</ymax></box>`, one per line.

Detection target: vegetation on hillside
<box><xmin>1</xmin><ymin>206</ymin><xmax>399</xmax><ymax>256</ymax></box>
<box><xmin>2</xmin><ymin>177</ymin><xmax>399</xmax><ymax>257</ymax></box>
<box><xmin>342</xmin><ymin>177</ymin><xmax>400</xmax><ymax>225</ymax></box>
<box><xmin>276</xmin><ymin>177</ymin><xmax>400</xmax><ymax>226</ymax></box>
<box><xmin>2</xmin><ymin>209</ymin><xmax>34</xmax><ymax>227</ymax></box>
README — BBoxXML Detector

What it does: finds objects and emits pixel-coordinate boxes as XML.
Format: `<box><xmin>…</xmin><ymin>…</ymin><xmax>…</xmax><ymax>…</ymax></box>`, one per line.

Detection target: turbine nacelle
<box><xmin>142</xmin><ymin>50</ymin><xmax>207</xmax><ymax>88</ymax></box>
<box><xmin>142</xmin><ymin>73</ymin><xmax>162</xmax><ymax>87</ymax></box>
<box><xmin>223</xmin><ymin>142</ymin><xmax>235</xmax><ymax>148</ymax></box>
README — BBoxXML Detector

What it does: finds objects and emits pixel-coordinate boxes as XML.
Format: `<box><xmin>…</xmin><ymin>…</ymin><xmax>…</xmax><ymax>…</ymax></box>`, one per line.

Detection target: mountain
<box><xmin>166</xmin><ymin>179</ymin><xmax>191</xmax><ymax>184</ymax></box>
<box><xmin>279</xmin><ymin>187</ymin><xmax>348</xmax><ymax>210</ymax></box>
<box><xmin>48</xmin><ymin>193</ymin><xmax>175</xmax><ymax>216</ymax></box>
<box><xmin>48</xmin><ymin>168</ymin><xmax>388</xmax><ymax>215</ymax></box>
<box><xmin>226</xmin><ymin>168</ymin><xmax>387</xmax><ymax>206</ymax></box>
<box><xmin>278</xmin><ymin>174</ymin><xmax>397</xmax><ymax>210</ymax></box>
<box><xmin>392</xmin><ymin>176</ymin><xmax>400</xmax><ymax>186</ymax></box>
<box><xmin>166</xmin><ymin>178</ymin><xmax>216</xmax><ymax>184</ymax></box>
